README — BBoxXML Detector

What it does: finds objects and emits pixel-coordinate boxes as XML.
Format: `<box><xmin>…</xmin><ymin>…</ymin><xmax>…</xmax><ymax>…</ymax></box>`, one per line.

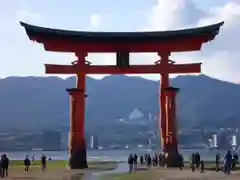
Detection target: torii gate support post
<box><xmin>66</xmin><ymin>88</ymin><xmax>88</xmax><ymax>169</ymax></box>
<box><xmin>158</xmin><ymin>52</ymin><xmax>170</xmax><ymax>154</ymax></box>
<box><xmin>67</xmin><ymin>52</ymin><xmax>88</xmax><ymax>169</ymax></box>
<box><xmin>163</xmin><ymin>87</ymin><xmax>180</xmax><ymax>167</ymax></box>
<box><xmin>158</xmin><ymin>52</ymin><xmax>180</xmax><ymax>166</ymax></box>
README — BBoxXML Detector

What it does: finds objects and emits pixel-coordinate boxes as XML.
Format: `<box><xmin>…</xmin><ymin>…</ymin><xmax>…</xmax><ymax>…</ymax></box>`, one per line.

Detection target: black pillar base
<box><xmin>69</xmin><ymin>147</ymin><xmax>88</xmax><ymax>169</ymax></box>
<box><xmin>165</xmin><ymin>151</ymin><xmax>180</xmax><ymax>167</ymax></box>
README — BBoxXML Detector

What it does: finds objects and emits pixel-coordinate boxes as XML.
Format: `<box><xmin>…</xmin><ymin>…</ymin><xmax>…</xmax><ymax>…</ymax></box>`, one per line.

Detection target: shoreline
<box><xmin>4</xmin><ymin>160</ymin><xmax>240</xmax><ymax>180</ymax></box>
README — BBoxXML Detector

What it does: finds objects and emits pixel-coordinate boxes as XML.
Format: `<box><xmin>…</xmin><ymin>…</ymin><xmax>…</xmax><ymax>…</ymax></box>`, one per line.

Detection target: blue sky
<box><xmin>0</xmin><ymin>0</ymin><xmax>239</xmax><ymax>82</ymax></box>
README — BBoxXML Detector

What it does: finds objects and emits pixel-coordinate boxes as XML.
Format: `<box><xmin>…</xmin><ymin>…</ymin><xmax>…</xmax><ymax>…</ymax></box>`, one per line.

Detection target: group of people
<box><xmin>24</xmin><ymin>154</ymin><xmax>48</xmax><ymax>172</ymax></box>
<box><xmin>222</xmin><ymin>150</ymin><xmax>238</xmax><ymax>174</ymax></box>
<box><xmin>128</xmin><ymin>152</ymin><xmax>184</xmax><ymax>173</ymax></box>
<box><xmin>190</xmin><ymin>152</ymin><xmax>204</xmax><ymax>173</ymax></box>
<box><xmin>127</xmin><ymin>153</ymin><xmax>138</xmax><ymax>172</ymax></box>
<box><xmin>128</xmin><ymin>150</ymin><xmax>239</xmax><ymax>174</ymax></box>
<box><xmin>191</xmin><ymin>151</ymin><xmax>239</xmax><ymax>175</ymax></box>
<box><xmin>0</xmin><ymin>153</ymin><xmax>48</xmax><ymax>178</ymax></box>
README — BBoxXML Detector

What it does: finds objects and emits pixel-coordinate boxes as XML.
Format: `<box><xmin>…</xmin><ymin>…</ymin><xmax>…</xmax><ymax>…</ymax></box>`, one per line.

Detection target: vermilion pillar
<box><xmin>66</xmin><ymin>88</ymin><xmax>88</xmax><ymax>169</ymax></box>
<box><xmin>159</xmin><ymin>52</ymin><xmax>170</xmax><ymax>151</ymax></box>
<box><xmin>164</xmin><ymin>87</ymin><xmax>180</xmax><ymax>167</ymax></box>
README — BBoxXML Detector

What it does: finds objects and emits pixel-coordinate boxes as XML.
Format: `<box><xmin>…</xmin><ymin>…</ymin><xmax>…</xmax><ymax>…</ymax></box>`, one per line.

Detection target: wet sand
<box><xmin>157</xmin><ymin>168</ymin><xmax>240</xmax><ymax>180</ymax></box>
<box><xmin>96</xmin><ymin>164</ymin><xmax>240</xmax><ymax>180</ymax></box>
<box><xmin>5</xmin><ymin>167</ymin><xmax>84</xmax><ymax>180</ymax></box>
<box><xmin>4</xmin><ymin>165</ymin><xmax>240</xmax><ymax>180</ymax></box>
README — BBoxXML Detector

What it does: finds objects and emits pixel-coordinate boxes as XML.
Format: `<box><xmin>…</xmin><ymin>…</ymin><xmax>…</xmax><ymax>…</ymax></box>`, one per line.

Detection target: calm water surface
<box><xmin>0</xmin><ymin>149</ymin><xmax>235</xmax><ymax>161</ymax></box>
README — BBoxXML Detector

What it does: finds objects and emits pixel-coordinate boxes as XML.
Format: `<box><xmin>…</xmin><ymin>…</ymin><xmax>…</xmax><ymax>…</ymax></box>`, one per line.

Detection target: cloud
<box><xmin>88</xmin><ymin>0</ymin><xmax>240</xmax><ymax>83</ymax></box>
<box><xmin>148</xmin><ymin>0</ymin><xmax>203</xmax><ymax>30</ymax></box>
<box><xmin>90</xmin><ymin>14</ymin><xmax>102</xmax><ymax>30</ymax></box>
<box><xmin>16</xmin><ymin>10</ymin><xmax>42</xmax><ymax>25</ymax></box>
<box><xmin>144</xmin><ymin>0</ymin><xmax>240</xmax><ymax>83</ymax></box>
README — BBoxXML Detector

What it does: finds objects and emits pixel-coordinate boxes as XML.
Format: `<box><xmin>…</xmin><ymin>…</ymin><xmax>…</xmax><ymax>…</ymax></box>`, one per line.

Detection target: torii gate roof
<box><xmin>20</xmin><ymin>21</ymin><xmax>224</xmax><ymax>53</ymax></box>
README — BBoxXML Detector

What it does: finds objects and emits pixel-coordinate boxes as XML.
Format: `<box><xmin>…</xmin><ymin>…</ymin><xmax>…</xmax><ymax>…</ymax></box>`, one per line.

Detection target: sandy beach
<box><xmin>156</xmin><ymin>168</ymin><xmax>240</xmax><ymax>180</ymax></box>
<box><xmin>5</xmin><ymin>167</ymin><xmax>82</xmax><ymax>180</ymax></box>
<box><xmin>4</xmin><ymin>167</ymin><xmax>240</xmax><ymax>180</ymax></box>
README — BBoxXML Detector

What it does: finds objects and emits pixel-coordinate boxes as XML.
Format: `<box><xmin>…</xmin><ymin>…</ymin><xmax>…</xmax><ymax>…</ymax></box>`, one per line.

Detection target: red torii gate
<box><xmin>20</xmin><ymin>21</ymin><xmax>224</xmax><ymax>169</ymax></box>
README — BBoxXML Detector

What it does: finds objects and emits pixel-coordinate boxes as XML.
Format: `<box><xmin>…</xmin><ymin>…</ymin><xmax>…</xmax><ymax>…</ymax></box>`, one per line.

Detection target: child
<box><xmin>200</xmin><ymin>160</ymin><xmax>204</xmax><ymax>174</ymax></box>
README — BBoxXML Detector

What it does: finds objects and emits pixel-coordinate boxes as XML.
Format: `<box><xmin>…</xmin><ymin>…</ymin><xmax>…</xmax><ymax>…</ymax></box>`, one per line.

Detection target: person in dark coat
<box><xmin>159</xmin><ymin>154</ymin><xmax>162</xmax><ymax>166</ymax></box>
<box><xmin>140</xmin><ymin>156</ymin><xmax>144</xmax><ymax>165</ymax></box>
<box><xmin>179</xmin><ymin>154</ymin><xmax>184</xmax><ymax>170</ymax></box>
<box><xmin>224</xmin><ymin>150</ymin><xmax>232</xmax><ymax>174</ymax></box>
<box><xmin>195</xmin><ymin>153</ymin><xmax>201</xmax><ymax>169</ymax></box>
<box><xmin>144</xmin><ymin>154</ymin><xmax>148</xmax><ymax>164</ymax></box>
<box><xmin>1</xmin><ymin>154</ymin><xmax>9</xmax><ymax>177</ymax></box>
<box><xmin>200</xmin><ymin>160</ymin><xmax>205</xmax><ymax>174</ymax></box>
<box><xmin>133</xmin><ymin>153</ymin><xmax>138</xmax><ymax>168</ymax></box>
<box><xmin>232</xmin><ymin>154</ymin><xmax>238</xmax><ymax>170</ymax></box>
<box><xmin>41</xmin><ymin>154</ymin><xmax>47</xmax><ymax>171</ymax></box>
<box><xmin>215</xmin><ymin>154</ymin><xmax>220</xmax><ymax>172</ymax></box>
<box><xmin>0</xmin><ymin>155</ymin><xmax>4</xmax><ymax>177</ymax></box>
<box><xmin>147</xmin><ymin>154</ymin><xmax>152</xmax><ymax>168</ymax></box>
<box><xmin>128</xmin><ymin>154</ymin><xmax>134</xmax><ymax>173</ymax></box>
<box><xmin>191</xmin><ymin>153</ymin><xmax>196</xmax><ymax>172</ymax></box>
<box><xmin>24</xmin><ymin>156</ymin><xmax>31</xmax><ymax>172</ymax></box>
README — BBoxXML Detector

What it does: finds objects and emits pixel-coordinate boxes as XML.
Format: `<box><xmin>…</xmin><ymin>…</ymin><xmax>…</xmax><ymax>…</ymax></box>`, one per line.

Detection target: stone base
<box><xmin>69</xmin><ymin>147</ymin><xmax>88</xmax><ymax>169</ymax></box>
<box><xmin>166</xmin><ymin>152</ymin><xmax>180</xmax><ymax>167</ymax></box>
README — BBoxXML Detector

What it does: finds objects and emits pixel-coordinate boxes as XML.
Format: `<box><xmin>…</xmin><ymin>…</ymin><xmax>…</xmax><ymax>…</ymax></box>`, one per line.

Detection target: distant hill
<box><xmin>0</xmin><ymin>74</ymin><xmax>240</xmax><ymax>131</ymax></box>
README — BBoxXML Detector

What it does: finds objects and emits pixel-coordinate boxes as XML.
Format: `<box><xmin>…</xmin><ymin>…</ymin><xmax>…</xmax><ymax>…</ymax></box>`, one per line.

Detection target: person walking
<box><xmin>41</xmin><ymin>154</ymin><xmax>47</xmax><ymax>172</ymax></box>
<box><xmin>224</xmin><ymin>150</ymin><xmax>232</xmax><ymax>174</ymax></box>
<box><xmin>191</xmin><ymin>153</ymin><xmax>196</xmax><ymax>172</ymax></box>
<box><xmin>128</xmin><ymin>154</ymin><xmax>134</xmax><ymax>173</ymax></box>
<box><xmin>24</xmin><ymin>156</ymin><xmax>31</xmax><ymax>172</ymax></box>
<box><xmin>200</xmin><ymin>160</ymin><xmax>205</xmax><ymax>174</ymax></box>
<box><xmin>215</xmin><ymin>154</ymin><xmax>220</xmax><ymax>172</ymax></box>
<box><xmin>1</xmin><ymin>154</ymin><xmax>9</xmax><ymax>177</ymax></box>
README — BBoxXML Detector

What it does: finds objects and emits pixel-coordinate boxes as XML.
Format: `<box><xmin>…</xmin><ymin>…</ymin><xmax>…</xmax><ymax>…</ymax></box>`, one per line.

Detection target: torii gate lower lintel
<box><xmin>20</xmin><ymin>21</ymin><xmax>224</xmax><ymax>169</ymax></box>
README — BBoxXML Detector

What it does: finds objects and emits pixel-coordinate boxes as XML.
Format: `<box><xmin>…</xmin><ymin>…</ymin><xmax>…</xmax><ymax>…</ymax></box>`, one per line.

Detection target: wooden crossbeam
<box><xmin>45</xmin><ymin>63</ymin><xmax>201</xmax><ymax>74</ymax></box>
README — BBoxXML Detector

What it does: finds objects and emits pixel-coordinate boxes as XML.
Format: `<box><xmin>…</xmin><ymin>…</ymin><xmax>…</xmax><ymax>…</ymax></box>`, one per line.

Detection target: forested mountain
<box><xmin>0</xmin><ymin>74</ymin><xmax>239</xmax><ymax>131</ymax></box>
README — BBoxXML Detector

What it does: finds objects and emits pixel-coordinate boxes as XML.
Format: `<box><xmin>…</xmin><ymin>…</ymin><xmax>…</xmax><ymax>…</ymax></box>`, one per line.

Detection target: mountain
<box><xmin>0</xmin><ymin>74</ymin><xmax>240</xmax><ymax>131</ymax></box>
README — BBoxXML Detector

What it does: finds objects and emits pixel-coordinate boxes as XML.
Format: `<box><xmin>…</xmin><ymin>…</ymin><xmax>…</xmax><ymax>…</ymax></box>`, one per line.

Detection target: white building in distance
<box><xmin>129</xmin><ymin>108</ymin><xmax>144</xmax><ymax>121</ymax></box>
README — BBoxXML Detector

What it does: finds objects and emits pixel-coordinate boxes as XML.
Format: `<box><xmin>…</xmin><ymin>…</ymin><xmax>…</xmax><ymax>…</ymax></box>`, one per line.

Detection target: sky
<box><xmin>0</xmin><ymin>0</ymin><xmax>239</xmax><ymax>83</ymax></box>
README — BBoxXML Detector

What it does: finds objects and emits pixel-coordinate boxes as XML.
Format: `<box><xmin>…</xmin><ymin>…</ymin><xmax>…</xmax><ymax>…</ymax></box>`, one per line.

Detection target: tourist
<box><xmin>147</xmin><ymin>154</ymin><xmax>152</xmax><ymax>168</ymax></box>
<box><xmin>32</xmin><ymin>155</ymin><xmax>35</xmax><ymax>161</ymax></box>
<box><xmin>191</xmin><ymin>153</ymin><xmax>196</xmax><ymax>172</ymax></box>
<box><xmin>164</xmin><ymin>153</ymin><xmax>168</xmax><ymax>168</ymax></box>
<box><xmin>41</xmin><ymin>154</ymin><xmax>47</xmax><ymax>171</ymax></box>
<box><xmin>0</xmin><ymin>155</ymin><xmax>4</xmax><ymax>177</ymax></box>
<box><xmin>195</xmin><ymin>153</ymin><xmax>200</xmax><ymax>169</ymax></box>
<box><xmin>144</xmin><ymin>154</ymin><xmax>148</xmax><ymax>164</ymax></box>
<box><xmin>159</xmin><ymin>153</ymin><xmax>162</xmax><ymax>166</ymax></box>
<box><xmin>161</xmin><ymin>153</ymin><xmax>166</xmax><ymax>167</ymax></box>
<box><xmin>140</xmin><ymin>156</ymin><xmax>144</xmax><ymax>165</ymax></box>
<box><xmin>179</xmin><ymin>154</ymin><xmax>184</xmax><ymax>170</ymax></box>
<box><xmin>24</xmin><ymin>156</ymin><xmax>31</xmax><ymax>172</ymax></box>
<box><xmin>215</xmin><ymin>154</ymin><xmax>220</xmax><ymax>172</ymax></box>
<box><xmin>232</xmin><ymin>153</ymin><xmax>238</xmax><ymax>170</ymax></box>
<box><xmin>154</xmin><ymin>153</ymin><xmax>158</xmax><ymax>166</ymax></box>
<box><xmin>200</xmin><ymin>160</ymin><xmax>205</xmax><ymax>174</ymax></box>
<box><xmin>224</xmin><ymin>150</ymin><xmax>232</xmax><ymax>174</ymax></box>
<box><xmin>128</xmin><ymin>154</ymin><xmax>134</xmax><ymax>173</ymax></box>
<box><xmin>134</xmin><ymin>153</ymin><xmax>138</xmax><ymax>168</ymax></box>
<box><xmin>1</xmin><ymin>154</ymin><xmax>9</xmax><ymax>177</ymax></box>
<box><xmin>152</xmin><ymin>155</ymin><xmax>156</xmax><ymax>166</ymax></box>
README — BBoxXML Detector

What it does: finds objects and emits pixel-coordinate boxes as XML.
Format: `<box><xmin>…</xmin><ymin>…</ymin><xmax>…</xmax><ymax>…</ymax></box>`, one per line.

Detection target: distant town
<box><xmin>0</xmin><ymin>108</ymin><xmax>239</xmax><ymax>151</ymax></box>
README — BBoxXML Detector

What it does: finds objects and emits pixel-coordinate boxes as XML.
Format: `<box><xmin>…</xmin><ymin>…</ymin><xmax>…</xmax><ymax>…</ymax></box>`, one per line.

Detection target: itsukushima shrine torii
<box><xmin>20</xmin><ymin>21</ymin><xmax>224</xmax><ymax>169</ymax></box>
